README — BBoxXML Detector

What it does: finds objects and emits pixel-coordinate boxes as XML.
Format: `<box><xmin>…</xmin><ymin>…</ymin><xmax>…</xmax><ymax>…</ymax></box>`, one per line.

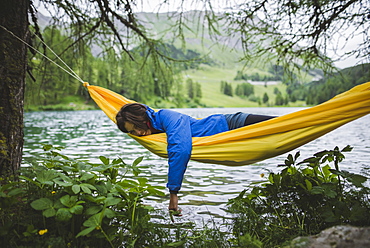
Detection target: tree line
<box><xmin>287</xmin><ymin>63</ymin><xmax>370</xmax><ymax>105</ymax></box>
<box><xmin>234</xmin><ymin>65</ymin><xmax>285</xmax><ymax>82</ymax></box>
<box><xmin>221</xmin><ymin>64</ymin><xmax>370</xmax><ymax>106</ymax></box>
<box><xmin>25</xmin><ymin>26</ymin><xmax>207</xmax><ymax>110</ymax></box>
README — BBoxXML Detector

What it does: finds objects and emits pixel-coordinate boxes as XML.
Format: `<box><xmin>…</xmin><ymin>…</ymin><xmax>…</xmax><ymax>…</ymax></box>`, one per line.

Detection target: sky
<box><xmin>34</xmin><ymin>0</ymin><xmax>364</xmax><ymax>68</ymax></box>
<box><xmin>134</xmin><ymin>0</ymin><xmax>240</xmax><ymax>12</ymax></box>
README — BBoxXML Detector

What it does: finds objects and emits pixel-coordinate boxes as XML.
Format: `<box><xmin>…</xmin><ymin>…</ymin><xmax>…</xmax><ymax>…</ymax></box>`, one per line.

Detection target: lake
<box><xmin>23</xmin><ymin>107</ymin><xmax>370</xmax><ymax>224</ymax></box>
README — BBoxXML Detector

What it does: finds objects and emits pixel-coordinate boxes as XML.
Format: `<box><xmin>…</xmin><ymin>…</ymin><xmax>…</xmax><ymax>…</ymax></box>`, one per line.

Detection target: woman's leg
<box><xmin>244</xmin><ymin>114</ymin><xmax>276</xmax><ymax>126</ymax></box>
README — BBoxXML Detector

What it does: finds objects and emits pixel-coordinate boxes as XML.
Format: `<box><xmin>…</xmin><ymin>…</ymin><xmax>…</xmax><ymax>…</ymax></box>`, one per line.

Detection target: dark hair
<box><xmin>116</xmin><ymin>103</ymin><xmax>148</xmax><ymax>133</ymax></box>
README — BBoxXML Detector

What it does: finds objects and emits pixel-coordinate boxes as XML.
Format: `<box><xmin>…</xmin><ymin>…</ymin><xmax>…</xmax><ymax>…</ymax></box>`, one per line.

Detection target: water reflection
<box><xmin>23</xmin><ymin>108</ymin><xmax>370</xmax><ymax>223</ymax></box>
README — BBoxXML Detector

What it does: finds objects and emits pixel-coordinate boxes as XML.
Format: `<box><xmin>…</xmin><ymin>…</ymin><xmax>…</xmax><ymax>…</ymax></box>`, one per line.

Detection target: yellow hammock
<box><xmin>83</xmin><ymin>81</ymin><xmax>370</xmax><ymax>166</ymax></box>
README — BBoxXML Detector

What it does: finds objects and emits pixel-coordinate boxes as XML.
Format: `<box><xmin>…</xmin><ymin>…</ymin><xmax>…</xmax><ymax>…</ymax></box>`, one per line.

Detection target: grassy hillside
<box><xmin>182</xmin><ymin>65</ymin><xmax>306</xmax><ymax>107</ymax></box>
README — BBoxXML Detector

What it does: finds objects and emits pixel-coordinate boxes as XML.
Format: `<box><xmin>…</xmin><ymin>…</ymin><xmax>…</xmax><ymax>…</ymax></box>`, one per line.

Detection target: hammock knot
<box><xmin>83</xmin><ymin>82</ymin><xmax>90</xmax><ymax>88</ymax></box>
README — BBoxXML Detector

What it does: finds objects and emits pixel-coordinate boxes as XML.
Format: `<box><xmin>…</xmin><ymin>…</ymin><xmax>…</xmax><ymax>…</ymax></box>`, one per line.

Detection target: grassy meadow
<box><xmin>183</xmin><ymin>65</ymin><xmax>306</xmax><ymax>108</ymax></box>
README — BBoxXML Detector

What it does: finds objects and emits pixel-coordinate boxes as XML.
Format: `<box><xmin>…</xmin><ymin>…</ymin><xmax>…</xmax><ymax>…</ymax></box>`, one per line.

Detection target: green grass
<box><xmin>182</xmin><ymin>65</ymin><xmax>306</xmax><ymax>107</ymax></box>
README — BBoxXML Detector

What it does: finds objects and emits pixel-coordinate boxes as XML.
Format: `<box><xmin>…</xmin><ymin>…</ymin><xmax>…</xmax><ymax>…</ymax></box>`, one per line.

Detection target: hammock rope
<box><xmin>0</xmin><ymin>24</ymin><xmax>84</xmax><ymax>84</ymax></box>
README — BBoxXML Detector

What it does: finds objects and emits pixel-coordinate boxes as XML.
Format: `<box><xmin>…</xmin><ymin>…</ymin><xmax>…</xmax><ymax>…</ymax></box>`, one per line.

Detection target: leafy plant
<box><xmin>1</xmin><ymin>144</ymin><xmax>168</xmax><ymax>247</ymax></box>
<box><xmin>3</xmin><ymin>144</ymin><xmax>368</xmax><ymax>247</ymax></box>
<box><xmin>227</xmin><ymin>146</ymin><xmax>370</xmax><ymax>247</ymax></box>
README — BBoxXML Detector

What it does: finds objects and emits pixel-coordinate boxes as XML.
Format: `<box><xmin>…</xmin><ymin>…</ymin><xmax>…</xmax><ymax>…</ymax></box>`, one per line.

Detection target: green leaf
<box><xmin>105</xmin><ymin>180</ymin><xmax>113</xmax><ymax>191</ymax></box>
<box><xmin>83</xmin><ymin>214</ymin><xmax>101</xmax><ymax>228</ymax></box>
<box><xmin>53</xmin><ymin>178</ymin><xmax>73</xmax><ymax>187</ymax></box>
<box><xmin>110</xmin><ymin>168</ymin><xmax>119</xmax><ymax>180</ymax></box>
<box><xmin>305</xmin><ymin>179</ymin><xmax>312</xmax><ymax>191</ymax></box>
<box><xmin>43</xmin><ymin>144</ymin><xmax>53</xmax><ymax>151</ymax></box>
<box><xmin>60</xmin><ymin>195</ymin><xmax>77</xmax><ymax>208</ymax></box>
<box><xmin>341</xmin><ymin>145</ymin><xmax>353</xmax><ymax>152</ymax></box>
<box><xmin>31</xmin><ymin>198</ymin><xmax>53</xmax><ymax>210</ymax></box>
<box><xmin>61</xmin><ymin>165</ymin><xmax>77</xmax><ymax>172</ymax></box>
<box><xmin>322</xmin><ymin>185</ymin><xmax>337</xmax><ymax>198</ymax></box>
<box><xmin>329</xmin><ymin>169</ymin><xmax>341</xmax><ymax>175</ymax></box>
<box><xmin>76</xmin><ymin>227</ymin><xmax>95</xmax><ymax>238</ymax></box>
<box><xmin>105</xmin><ymin>197</ymin><xmax>121</xmax><ymax>206</ymax></box>
<box><xmin>147</xmin><ymin>187</ymin><xmax>165</xmax><ymax>196</ymax></box>
<box><xmin>301</xmin><ymin>168</ymin><xmax>313</xmax><ymax>176</ymax></box>
<box><xmin>43</xmin><ymin>208</ymin><xmax>56</xmax><ymax>217</ymax></box>
<box><xmin>81</xmin><ymin>185</ymin><xmax>91</xmax><ymax>194</ymax></box>
<box><xmin>36</xmin><ymin>170</ymin><xmax>58</xmax><ymax>185</ymax></box>
<box><xmin>99</xmin><ymin>156</ymin><xmax>109</xmax><ymax>165</ymax></box>
<box><xmin>80</xmin><ymin>172</ymin><xmax>95</xmax><ymax>181</ymax></box>
<box><xmin>118</xmin><ymin>179</ymin><xmax>139</xmax><ymax>188</ymax></box>
<box><xmin>115</xmin><ymin>186</ymin><xmax>129</xmax><ymax>199</ymax></box>
<box><xmin>80</xmin><ymin>183</ymin><xmax>96</xmax><ymax>194</ymax></box>
<box><xmin>54</xmin><ymin>200</ymin><xmax>64</xmax><ymax>209</ymax></box>
<box><xmin>322</xmin><ymin>164</ymin><xmax>332</xmax><ymax>178</ymax></box>
<box><xmin>7</xmin><ymin>188</ymin><xmax>24</xmax><ymax>197</ymax></box>
<box><xmin>93</xmin><ymin>164</ymin><xmax>110</xmax><ymax>172</ymax></box>
<box><xmin>348</xmin><ymin>174</ymin><xmax>368</xmax><ymax>187</ymax></box>
<box><xmin>268</xmin><ymin>173</ymin><xmax>275</xmax><ymax>183</ymax></box>
<box><xmin>19</xmin><ymin>175</ymin><xmax>41</xmax><ymax>187</ymax></box>
<box><xmin>86</xmin><ymin>206</ymin><xmax>103</xmax><ymax>216</ymax></box>
<box><xmin>330</xmin><ymin>170</ymin><xmax>368</xmax><ymax>187</ymax></box>
<box><xmin>77</xmin><ymin>162</ymin><xmax>92</xmax><ymax>171</ymax></box>
<box><xmin>132</xmin><ymin>156</ymin><xmax>144</xmax><ymax>167</ymax></box>
<box><xmin>104</xmin><ymin>209</ymin><xmax>116</xmax><ymax>218</ymax></box>
<box><xmin>95</xmin><ymin>196</ymin><xmax>106</xmax><ymax>203</ymax></box>
<box><xmin>94</xmin><ymin>183</ymin><xmax>108</xmax><ymax>195</ymax></box>
<box><xmin>287</xmin><ymin>154</ymin><xmax>294</xmax><ymax>164</ymax></box>
<box><xmin>298</xmin><ymin>157</ymin><xmax>318</xmax><ymax>167</ymax></box>
<box><xmin>311</xmin><ymin>186</ymin><xmax>324</xmax><ymax>195</ymax></box>
<box><xmin>72</xmin><ymin>185</ymin><xmax>81</xmax><ymax>194</ymax></box>
<box><xmin>56</xmin><ymin>208</ymin><xmax>73</xmax><ymax>221</ymax></box>
<box><xmin>138</xmin><ymin>177</ymin><xmax>148</xmax><ymax>186</ymax></box>
<box><xmin>70</xmin><ymin>205</ymin><xmax>83</xmax><ymax>215</ymax></box>
<box><xmin>294</xmin><ymin>151</ymin><xmax>300</xmax><ymax>160</ymax></box>
<box><xmin>112</xmin><ymin>158</ymin><xmax>125</xmax><ymax>165</ymax></box>
<box><xmin>22</xmin><ymin>224</ymin><xmax>37</xmax><ymax>236</ymax></box>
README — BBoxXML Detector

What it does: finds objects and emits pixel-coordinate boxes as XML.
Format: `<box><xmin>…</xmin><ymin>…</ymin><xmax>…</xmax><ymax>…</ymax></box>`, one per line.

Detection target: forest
<box><xmin>25</xmin><ymin>25</ymin><xmax>204</xmax><ymax>110</ymax></box>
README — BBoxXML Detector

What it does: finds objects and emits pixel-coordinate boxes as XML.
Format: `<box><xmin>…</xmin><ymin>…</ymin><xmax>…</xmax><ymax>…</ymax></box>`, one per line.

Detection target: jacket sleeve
<box><xmin>158</xmin><ymin>110</ymin><xmax>192</xmax><ymax>194</ymax></box>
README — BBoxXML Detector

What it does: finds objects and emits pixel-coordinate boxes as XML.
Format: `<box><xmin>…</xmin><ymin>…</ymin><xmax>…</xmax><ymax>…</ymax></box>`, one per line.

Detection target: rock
<box><xmin>286</xmin><ymin>225</ymin><xmax>370</xmax><ymax>248</ymax></box>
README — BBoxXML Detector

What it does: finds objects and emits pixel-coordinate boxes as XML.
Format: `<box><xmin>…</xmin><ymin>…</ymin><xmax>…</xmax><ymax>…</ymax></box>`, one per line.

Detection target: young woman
<box><xmin>116</xmin><ymin>103</ymin><xmax>275</xmax><ymax>213</ymax></box>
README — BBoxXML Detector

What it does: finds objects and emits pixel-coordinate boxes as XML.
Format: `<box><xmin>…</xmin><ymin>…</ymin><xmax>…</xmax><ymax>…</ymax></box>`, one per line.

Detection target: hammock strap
<box><xmin>0</xmin><ymin>24</ymin><xmax>84</xmax><ymax>84</ymax></box>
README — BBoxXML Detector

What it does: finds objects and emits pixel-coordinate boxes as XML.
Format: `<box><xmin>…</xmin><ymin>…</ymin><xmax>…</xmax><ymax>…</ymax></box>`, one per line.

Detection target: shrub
<box><xmin>0</xmin><ymin>144</ymin><xmax>167</xmax><ymax>247</ymax></box>
<box><xmin>227</xmin><ymin>146</ymin><xmax>370</xmax><ymax>247</ymax></box>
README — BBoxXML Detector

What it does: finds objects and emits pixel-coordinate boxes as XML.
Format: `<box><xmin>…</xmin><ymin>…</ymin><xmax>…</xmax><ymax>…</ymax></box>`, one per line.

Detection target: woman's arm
<box><xmin>158</xmin><ymin>110</ymin><xmax>192</xmax><ymax>210</ymax></box>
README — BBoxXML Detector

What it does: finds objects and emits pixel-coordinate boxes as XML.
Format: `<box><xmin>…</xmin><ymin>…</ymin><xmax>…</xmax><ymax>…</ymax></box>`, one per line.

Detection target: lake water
<box><xmin>23</xmin><ymin>108</ymin><xmax>370</xmax><ymax>224</ymax></box>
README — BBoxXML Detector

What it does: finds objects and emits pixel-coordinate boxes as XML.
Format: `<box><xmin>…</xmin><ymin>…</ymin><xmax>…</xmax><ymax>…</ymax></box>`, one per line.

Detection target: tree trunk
<box><xmin>0</xmin><ymin>0</ymin><xmax>29</xmax><ymax>176</ymax></box>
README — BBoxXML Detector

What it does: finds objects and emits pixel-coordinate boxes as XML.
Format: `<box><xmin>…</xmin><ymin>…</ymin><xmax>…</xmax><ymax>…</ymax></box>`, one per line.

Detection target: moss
<box><xmin>0</xmin><ymin>132</ymin><xmax>9</xmax><ymax>175</ymax></box>
<box><xmin>0</xmin><ymin>130</ymin><xmax>7</xmax><ymax>148</ymax></box>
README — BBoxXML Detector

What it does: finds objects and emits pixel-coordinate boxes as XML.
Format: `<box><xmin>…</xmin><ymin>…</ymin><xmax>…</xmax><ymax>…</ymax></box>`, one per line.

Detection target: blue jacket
<box><xmin>145</xmin><ymin>106</ymin><xmax>229</xmax><ymax>193</ymax></box>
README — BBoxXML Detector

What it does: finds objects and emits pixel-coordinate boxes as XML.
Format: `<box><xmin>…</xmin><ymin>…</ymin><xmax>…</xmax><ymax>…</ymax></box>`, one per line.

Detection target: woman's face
<box><xmin>124</xmin><ymin>122</ymin><xmax>152</xmax><ymax>136</ymax></box>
